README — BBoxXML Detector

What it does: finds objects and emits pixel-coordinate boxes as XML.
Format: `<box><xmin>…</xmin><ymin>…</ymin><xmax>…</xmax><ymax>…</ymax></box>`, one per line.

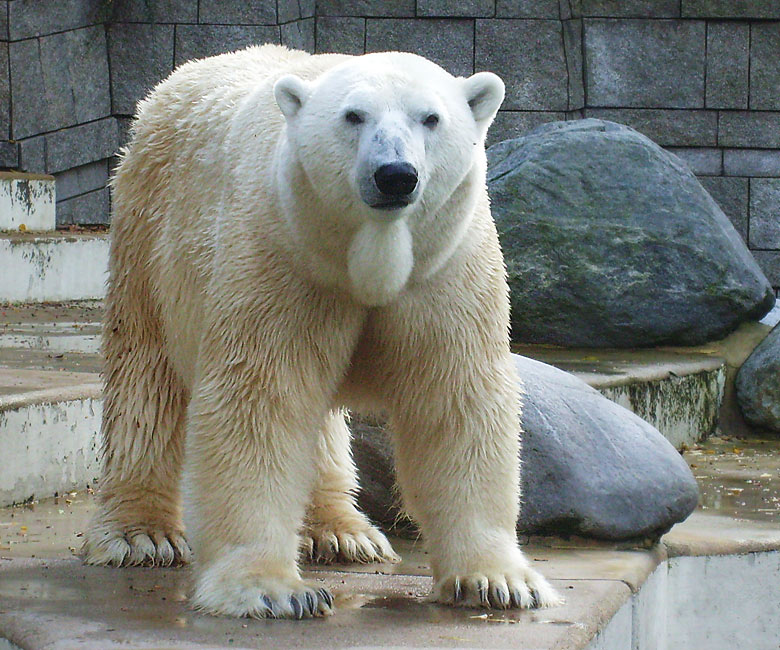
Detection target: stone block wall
<box><xmin>0</xmin><ymin>0</ymin><xmax>778</xmax><ymax>292</ymax></box>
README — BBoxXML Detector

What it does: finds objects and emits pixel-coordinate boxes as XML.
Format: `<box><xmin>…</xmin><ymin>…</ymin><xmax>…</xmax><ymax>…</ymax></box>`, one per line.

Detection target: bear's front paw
<box><xmin>82</xmin><ymin>522</ymin><xmax>191</xmax><ymax>567</ymax></box>
<box><xmin>433</xmin><ymin>566</ymin><xmax>562</xmax><ymax>610</ymax></box>
<box><xmin>192</xmin><ymin>570</ymin><xmax>333</xmax><ymax>619</ymax></box>
<box><xmin>301</xmin><ymin>520</ymin><xmax>400</xmax><ymax>565</ymax></box>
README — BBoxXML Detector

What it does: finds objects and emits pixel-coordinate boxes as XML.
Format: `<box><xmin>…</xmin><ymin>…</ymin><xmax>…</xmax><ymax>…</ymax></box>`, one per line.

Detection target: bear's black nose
<box><xmin>374</xmin><ymin>162</ymin><xmax>418</xmax><ymax>197</ymax></box>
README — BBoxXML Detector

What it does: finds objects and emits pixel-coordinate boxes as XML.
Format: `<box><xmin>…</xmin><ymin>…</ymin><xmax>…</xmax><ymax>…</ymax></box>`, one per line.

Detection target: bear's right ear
<box><xmin>274</xmin><ymin>75</ymin><xmax>311</xmax><ymax>120</ymax></box>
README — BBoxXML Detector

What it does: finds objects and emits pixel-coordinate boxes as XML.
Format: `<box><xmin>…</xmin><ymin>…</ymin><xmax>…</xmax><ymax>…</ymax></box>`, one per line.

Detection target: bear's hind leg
<box><xmin>301</xmin><ymin>410</ymin><xmax>399</xmax><ymax>564</ymax></box>
<box><xmin>82</xmin><ymin>296</ymin><xmax>190</xmax><ymax>568</ymax></box>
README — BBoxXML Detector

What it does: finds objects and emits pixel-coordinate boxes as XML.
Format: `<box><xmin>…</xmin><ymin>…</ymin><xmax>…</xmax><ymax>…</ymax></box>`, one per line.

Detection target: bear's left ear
<box><xmin>462</xmin><ymin>72</ymin><xmax>505</xmax><ymax>125</ymax></box>
<box><xmin>274</xmin><ymin>75</ymin><xmax>311</xmax><ymax>121</ymax></box>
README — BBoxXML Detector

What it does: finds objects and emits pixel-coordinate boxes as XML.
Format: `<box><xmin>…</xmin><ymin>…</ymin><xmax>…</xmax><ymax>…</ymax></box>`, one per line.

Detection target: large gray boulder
<box><xmin>736</xmin><ymin>324</ymin><xmax>780</xmax><ymax>433</ymax></box>
<box><xmin>486</xmin><ymin>119</ymin><xmax>775</xmax><ymax>348</ymax></box>
<box><xmin>352</xmin><ymin>354</ymin><xmax>699</xmax><ymax>541</ymax></box>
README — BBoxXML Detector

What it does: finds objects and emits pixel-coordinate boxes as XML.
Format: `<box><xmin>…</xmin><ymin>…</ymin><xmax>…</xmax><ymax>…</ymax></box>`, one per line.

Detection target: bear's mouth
<box><xmin>370</xmin><ymin>198</ymin><xmax>411</xmax><ymax>210</ymax></box>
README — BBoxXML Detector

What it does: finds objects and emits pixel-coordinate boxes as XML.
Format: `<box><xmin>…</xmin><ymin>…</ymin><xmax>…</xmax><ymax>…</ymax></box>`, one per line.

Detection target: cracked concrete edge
<box><xmin>0</xmin><ymin>382</ymin><xmax>103</xmax><ymax>410</ymax></box>
<box><xmin>551</xmin><ymin>581</ymin><xmax>633</xmax><ymax>650</ymax></box>
<box><xmin>584</xmin><ymin>357</ymin><xmax>727</xmax><ymax>390</ymax></box>
<box><xmin>661</xmin><ymin>513</ymin><xmax>780</xmax><ymax>559</ymax></box>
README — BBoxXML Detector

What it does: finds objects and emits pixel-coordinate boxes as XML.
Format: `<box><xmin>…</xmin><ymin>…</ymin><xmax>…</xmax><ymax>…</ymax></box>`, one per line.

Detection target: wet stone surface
<box><xmin>684</xmin><ymin>435</ymin><xmax>780</xmax><ymax>522</ymax></box>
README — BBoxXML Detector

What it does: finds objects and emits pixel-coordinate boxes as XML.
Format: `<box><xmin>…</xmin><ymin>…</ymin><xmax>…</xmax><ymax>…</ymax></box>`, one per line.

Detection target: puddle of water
<box><xmin>685</xmin><ymin>436</ymin><xmax>780</xmax><ymax>522</ymax></box>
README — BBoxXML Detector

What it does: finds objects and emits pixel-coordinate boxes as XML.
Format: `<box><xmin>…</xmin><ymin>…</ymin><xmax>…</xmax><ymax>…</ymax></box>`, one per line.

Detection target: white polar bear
<box><xmin>82</xmin><ymin>44</ymin><xmax>561</xmax><ymax>619</ymax></box>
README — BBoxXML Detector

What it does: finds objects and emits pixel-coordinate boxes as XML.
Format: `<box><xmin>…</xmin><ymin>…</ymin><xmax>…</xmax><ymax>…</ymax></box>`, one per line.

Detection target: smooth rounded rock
<box><xmin>352</xmin><ymin>353</ymin><xmax>700</xmax><ymax>541</ymax></box>
<box><xmin>736</xmin><ymin>324</ymin><xmax>780</xmax><ymax>433</ymax></box>
<box><xmin>486</xmin><ymin>119</ymin><xmax>775</xmax><ymax>348</ymax></box>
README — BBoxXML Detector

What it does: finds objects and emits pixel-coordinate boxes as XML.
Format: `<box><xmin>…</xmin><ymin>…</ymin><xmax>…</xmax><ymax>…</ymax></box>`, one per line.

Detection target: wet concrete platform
<box><xmin>1</xmin><ymin>434</ymin><xmax>779</xmax><ymax>649</ymax></box>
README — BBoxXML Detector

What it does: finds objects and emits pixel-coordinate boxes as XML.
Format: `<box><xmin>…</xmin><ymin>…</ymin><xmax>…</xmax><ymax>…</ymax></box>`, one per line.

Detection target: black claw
<box><xmin>318</xmin><ymin>588</ymin><xmax>334</xmax><ymax>608</ymax></box>
<box><xmin>262</xmin><ymin>595</ymin><xmax>276</xmax><ymax>617</ymax></box>
<box><xmin>510</xmin><ymin>589</ymin><xmax>523</xmax><ymax>608</ymax></box>
<box><xmin>290</xmin><ymin>595</ymin><xmax>304</xmax><ymax>619</ymax></box>
<box><xmin>305</xmin><ymin>591</ymin><xmax>317</xmax><ymax>615</ymax></box>
<box><xmin>530</xmin><ymin>588</ymin><xmax>540</xmax><ymax>609</ymax></box>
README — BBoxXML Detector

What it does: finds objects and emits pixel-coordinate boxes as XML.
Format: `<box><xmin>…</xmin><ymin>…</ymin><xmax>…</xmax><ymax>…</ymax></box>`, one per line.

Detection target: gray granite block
<box><xmin>666</xmin><ymin>147</ymin><xmax>722</xmax><ymax>175</ymax></box>
<box><xmin>724</xmin><ymin>150</ymin><xmax>780</xmax><ymax>177</ymax></box>
<box><xmin>750</xmin><ymin>23</ymin><xmax>780</xmax><ymax>111</ymax></box>
<box><xmin>487</xmin><ymin>110</ymin><xmax>566</xmax><ymax>147</ymax></box>
<box><xmin>584</xmin><ymin>19</ymin><xmax>705</xmax><ymax>108</ymax></box>
<box><xmin>698</xmin><ymin>176</ymin><xmax>749</xmax><ymax>240</ymax></box>
<box><xmin>116</xmin><ymin>117</ymin><xmax>133</xmax><ymax>147</ymax></box>
<box><xmin>316</xmin><ymin>0</ymin><xmax>415</xmax><ymax>17</ymax></box>
<box><xmin>417</xmin><ymin>0</ymin><xmax>495</xmax><ymax>17</ymax></box>
<box><xmin>0</xmin><ymin>44</ymin><xmax>8</xmax><ymax>139</ymax></box>
<box><xmin>749</xmin><ymin>179</ymin><xmax>780</xmax><ymax>249</ymax></box>
<box><xmin>174</xmin><ymin>24</ymin><xmax>280</xmax><ymax>66</ymax></box>
<box><xmin>495</xmin><ymin>0</ymin><xmax>559</xmax><ymax>17</ymax></box>
<box><xmin>583</xmin><ymin>108</ymin><xmax>717</xmax><ymax>146</ymax></box>
<box><xmin>54</xmin><ymin>160</ymin><xmax>109</xmax><ymax>202</ymax></box>
<box><xmin>0</xmin><ymin>1</ymin><xmax>7</xmax><ymax>41</ymax></box>
<box><xmin>56</xmin><ymin>186</ymin><xmax>111</xmax><ymax>225</ymax></box>
<box><xmin>198</xmin><ymin>0</ymin><xmax>276</xmax><ymax>25</ymax></box>
<box><xmin>580</xmin><ymin>0</ymin><xmax>679</xmax><ymax>16</ymax></box>
<box><xmin>562</xmin><ymin>19</ymin><xmax>583</xmax><ymax>110</ymax></box>
<box><xmin>476</xmin><ymin>19</ymin><xmax>567</xmax><ymax>110</ymax></box>
<box><xmin>753</xmin><ymin>251</ymin><xmax>780</xmax><ymax>288</ymax></box>
<box><xmin>682</xmin><ymin>0</ymin><xmax>780</xmax><ymax>18</ymax></box>
<box><xmin>706</xmin><ymin>22</ymin><xmax>748</xmax><ymax>109</ymax></box>
<box><xmin>17</xmin><ymin>136</ymin><xmax>45</xmax><ymax>173</ymax></box>
<box><xmin>109</xmin><ymin>0</ymin><xmax>198</xmax><ymax>23</ymax></box>
<box><xmin>8</xmin><ymin>0</ymin><xmax>105</xmax><ymax>41</ymax></box>
<box><xmin>366</xmin><ymin>18</ymin><xmax>474</xmax><ymax>77</ymax></box>
<box><xmin>45</xmin><ymin>118</ymin><xmax>119</xmax><ymax>174</ymax></box>
<box><xmin>719</xmin><ymin>112</ymin><xmax>780</xmax><ymax>148</ymax></box>
<box><xmin>281</xmin><ymin>18</ymin><xmax>315</xmax><ymax>53</ymax></box>
<box><xmin>0</xmin><ymin>140</ymin><xmax>17</xmax><ymax>168</ymax></box>
<box><xmin>316</xmin><ymin>16</ymin><xmax>365</xmax><ymax>54</ymax></box>
<box><xmin>109</xmin><ymin>24</ymin><xmax>174</xmax><ymax>116</ymax></box>
<box><xmin>278</xmin><ymin>0</ymin><xmax>316</xmax><ymax>23</ymax></box>
<box><xmin>9</xmin><ymin>26</ymin><xmax>110</xmax><ymax>140</ymax></box>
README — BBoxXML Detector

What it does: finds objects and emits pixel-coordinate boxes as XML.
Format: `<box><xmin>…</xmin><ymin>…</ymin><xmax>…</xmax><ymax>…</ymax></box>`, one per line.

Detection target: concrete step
<box><xmin>0</xmin><ymin>232</ymin><xmax>109</xmax><ymax>303</ymax></box>
<box><xmin>0</xmin><ymin>302</ymin><xmax>103</xmax><ymax>505</ymax></box>
<box><xmin>0</xmin><ymin>437</ymin><xmax>777</xmax><ymax>649</ymax></box>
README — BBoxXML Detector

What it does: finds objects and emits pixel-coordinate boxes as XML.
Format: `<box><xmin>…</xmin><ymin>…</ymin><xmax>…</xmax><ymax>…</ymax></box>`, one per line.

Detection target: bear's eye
<box><xmin>345</xmin><ymin>111</ymin><xmax>364</xmax><ymax>125</ymax></box>
<box><xmin>423</xmin><ymin>114</ymin><xmax>439</xmax><ymax>128</ymax></box>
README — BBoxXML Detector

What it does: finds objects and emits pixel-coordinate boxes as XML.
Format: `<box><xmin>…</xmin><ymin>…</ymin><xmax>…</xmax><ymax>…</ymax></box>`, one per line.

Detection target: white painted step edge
<box><xmin>0</xmin><ymin>237</ymin><xmax>109</xmax><ymax>302</ymax></box>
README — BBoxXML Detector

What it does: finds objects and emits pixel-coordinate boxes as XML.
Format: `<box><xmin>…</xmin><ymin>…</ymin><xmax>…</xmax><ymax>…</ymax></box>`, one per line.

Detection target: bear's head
<box><xmin>273</xmin><ymin>52</ymin><xmax>504</xmax><ymax>306</ymax></box>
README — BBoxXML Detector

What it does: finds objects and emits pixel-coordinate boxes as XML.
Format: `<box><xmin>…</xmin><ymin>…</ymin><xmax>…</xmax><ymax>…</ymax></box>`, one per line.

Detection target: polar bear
<box><xmin>82</xmin><ymin>44</ymin><xmax>560</xmax><ymax>618</ymax></box>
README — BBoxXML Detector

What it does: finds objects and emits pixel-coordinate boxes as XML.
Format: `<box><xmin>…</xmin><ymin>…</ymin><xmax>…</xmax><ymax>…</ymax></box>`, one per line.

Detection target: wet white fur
<box><xmin>82</xmin><ymin>44</ymin><xmax>561</xmax><ymax>618</ymax></box>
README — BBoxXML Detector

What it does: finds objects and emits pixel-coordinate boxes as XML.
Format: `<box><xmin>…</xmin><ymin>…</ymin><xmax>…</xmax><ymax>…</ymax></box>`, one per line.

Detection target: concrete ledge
<box><xmin>516</xmin><ymin>346</ymin><xmax>727</xmax><ymax>447</ymax></box>
<box><xmin>0</xmin><ymin>392</ymin><xmax>102</xmax><ymax>506</ymax></box>
<box><xmin>0</xmin><ymin>233</ymin><xmax>109</xmax><ymax>303</ymax></box>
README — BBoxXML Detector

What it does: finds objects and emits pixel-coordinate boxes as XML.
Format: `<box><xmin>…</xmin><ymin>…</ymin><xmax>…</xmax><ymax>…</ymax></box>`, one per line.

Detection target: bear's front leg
<box><xmin>184</xmin><ymin>293</ymin><xmax>365</xmax><ymax>619</ymax></box>
<box><xmin>375</xmin><ymin>222</ymin><xmax>561</xmax><ymax>610</ymax></box>
<box><xmin>388</xmin><ymin>352</ymin><xmax>562</xmax><ymax>610</ymax></box>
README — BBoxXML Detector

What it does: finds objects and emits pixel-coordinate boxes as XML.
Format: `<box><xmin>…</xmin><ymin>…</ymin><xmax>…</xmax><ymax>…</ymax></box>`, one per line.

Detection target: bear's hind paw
<box><xmin>82</xmin><ymin>526</ymin><xmax>191</xmax><ymax>567</ymax></box>
<box><xmin>301</xmin><ymin>524</ymin><xmax>400</xmax><ymax>565</ymax></box>
<box><xmin>433</xmin><ymin>568</ymin><xmax>563</xmax><ymax>610</ymax></box>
